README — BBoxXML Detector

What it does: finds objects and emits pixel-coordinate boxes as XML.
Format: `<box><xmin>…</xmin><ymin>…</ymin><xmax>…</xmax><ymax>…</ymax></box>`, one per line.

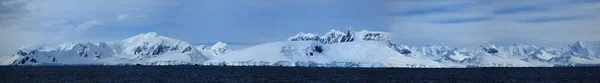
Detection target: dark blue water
<box><xmin>0</xmin><ymin>66</ymin><xmax>599</xmax><ymax>83</ymax></box>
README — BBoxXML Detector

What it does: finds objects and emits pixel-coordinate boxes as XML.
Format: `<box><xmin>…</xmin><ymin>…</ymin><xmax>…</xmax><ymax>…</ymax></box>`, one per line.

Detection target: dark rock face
<box><xmin>314</xmin><ymin>46</ymin><xmax>324</xmax><ymax>53</ymax></box>
<box><xmin>132</xmin><ymin>42</ymin><xmax>185</xmax><ymax>56</ymax></box>
<box><xmin>133</xmin><ymin>46</ymin><xmax>145</xmax><ymax>55</ymax></box>
<box><xmin>77</xmin><ymin>44</ymin><xmax>89</xmax><ymax>57</ymax></box>
<box><xmin>290</xmin><ymin>30</ymin><xmax>388</xmax><ymax>44</ymax></box>
<box><xmin>99</xmin><ymin>42</ymin><xmax>109</xmax><ymax>48</ymax></box>
<box><xmin>389</xmin><ymin>44</ymin><xmax>412</xmax><ymax>55</ymax></box>
<box><xmin>306</xmin><ymin>46</ymin><xmax>324</xmax><ymax>56</ymax></box>
<box><xmin>94</xmin><ymin>52</ymin><xmax>102</xmax><ymax>59</ymax></box>
<box><xmin>16</xmin><ymin>56</ymin><xmax>39</xmax><ymax>64</ymax></box>
<box><xmin>441</xmin><ymin>57</ymin><xmax>478</xmax><ymax>64</ymax></box>
<box><xmin>289</xmin><ymin>35</ymin><xmax>320</xmax><ymax>41</ymax></box>
<box><xmin>133</xmin><ymin>42</ymin><xmax>151</xmax><ymax>55</ymax></box>
<box><xmin>399</xmin><ymin>49</ymin><xmax>412</xmax><ymax>55</ymax></box>
<box><xmin>320</xmin><ymin>32</ymin><xmax>345</xmax><ymax>44</ymax></box>
<box><xmin>30</xmin><ymin>59</ymin><xmax>37</xmax><ymax>63</ymax></box>
<box><xmin>483</xmin><ymin>48</ymin><xmax>499</xmax><ymax>54</ymax></box>
<box><xmin>340</xmin><ymin>30</ymin><xmax>355</xmax><ymax>43</ymax></box>
<box><xmin>152</xmin><ymin>45</ymin><xmax>170</xmax><ymax>55</ymax></box>
<box><xmin>182</xmin><ymin>46</ymin><xmax>193</xmax><ymax>53</ymax></box>
<box><xmin>19</xmin><ymin>59</ymin><xmax>26</xmax><ymax>64</ymax></box>
<box><xmin>362</xmin><ymin>33</ymin><xmax>386</xmax><ymax>41</ymax></box>
<box><xmin>544</xmin><ymin>56</ymin><xmax>572</xmax><ymax>63</ymax></box>
<box><xmin>29</xmin><ymin>50</ymin><xmax>38</xmax><ymax>55</ymax></box>
<box><xmin>17</xmin><ymin>50</ymin><xmax>27</xmax><ymax>56</ymax></box>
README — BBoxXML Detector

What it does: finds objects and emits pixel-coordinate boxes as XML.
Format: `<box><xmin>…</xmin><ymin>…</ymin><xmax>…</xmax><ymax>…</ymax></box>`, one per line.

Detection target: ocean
<box><xmin>1</xmin><ymin>66</ymin><xmax>599</xmax><ymax>83</ymax></box>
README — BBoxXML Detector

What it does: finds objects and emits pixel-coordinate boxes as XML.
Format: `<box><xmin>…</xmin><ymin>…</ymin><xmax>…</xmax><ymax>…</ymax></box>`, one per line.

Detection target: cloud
<box><xmin>74</xmin><ymin>20</ymin><xmax>103</xmax><ymax>31</ymax></box>
<box><xmin>0</xmin><ymin>0</ymin><xmax>35</xmax><ymax>56</ymax></box>
<box><xmin>134</xmin><ymin>14</ymin><xmax>147</xmax><ymax>18</ymax></box>
<box><xmin>0</xmin><ymin>0</ymin><xmax>104</xmax><ymax>56</ymax></box>
<box><xmin>387</xmin><ymin>0</ymin><xmax>600</xmax><ymax>46</ymax></box>
<box><xmin>0</xmin><ymin>0</ymin><xmax>174</xmax><ymax>56</ymax></box>
<box><xmin>0</xmin><ymin>0</ymin><xmax>29</xmax><ymax>27</ymax></box>
<box><xmin>38</xmin><ymin>20</ymin><xmax>104</xmax><ymax>33</ymax></box>
<box><xmin>519</xmin><ymin>16</ymin><xmax>587</xmax><ymax>23</ymax></box>
<box><xmin>387</xmin><ymin>8</ymin><xmax>454</xmax><ymax>16</ymax></box>
<box><xmin>0</xmin><ymin>19</ymin><xmax>103</xmax><ymax>56</ymax></box>
<box><xmin>116</xmin><ymin>13</ymin><xmax>148</xmax><ymax>21</ymax></box>
<box><xmin>116</xmin><ymin>14</ymin><xmax>130</xmax><ymax>21</ymax></box>
<box><xmin>432</xmin><ymin>17</ymin><xmax>491</xmax><ymax>24</ymax></box>
<box><xmin>492</xmin><ymin>6</ymin><xmax>543</xmax><ymax>15</ymax></box>
<box><xmin>0</xmin><ymin>28</ymin><xmax>40</xmax><ymax>55</ymax></box>
<box><xmin>386</xmin><ymin>1</ymin><xmax>477</xmax><ymax>16</ymax></box>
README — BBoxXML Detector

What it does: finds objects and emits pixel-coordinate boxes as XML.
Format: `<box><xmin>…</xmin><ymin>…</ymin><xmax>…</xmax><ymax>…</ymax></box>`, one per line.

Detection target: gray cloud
<box><xmin>492</xmin><ymin>6</ymin><xmax>544</xmax><ymax>15</ymax></box>
<box><xmin>388</xmin><ymin>0</ymin><xmax>600</xmax><ymax>47</ymax></box>
<box><xmin>74</xmin><ymin>20</ymin><xmax>103</xmax><ymax>31</ymax></box>
<box><xmin>519</xmin><ymin>16</ymin><xmax>588</xmax><ymax>23</ymax></box>
<box><xmin>431</xmin><ymin>17</ymin><xmax>491</xmax><ymax>24</ymax></box>
<box><xmin>387</xmin><ymin>8</ymin><xmax>455</xmax><ymax>16</ymax></box>
<box><xmin>0</xmin><ymin>0</ymin><xmax>35</xmax><ymax>56</ymax></box>
<box><xmin>0</xmin><ymin>0</ymin><xmax>29</xmax><ymax>27</ymax></box>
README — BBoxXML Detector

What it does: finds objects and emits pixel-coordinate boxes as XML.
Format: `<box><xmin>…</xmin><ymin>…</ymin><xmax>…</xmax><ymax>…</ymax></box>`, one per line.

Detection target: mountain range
<box><xmin>2</xmin><ymin>29</ymin><xmax>599</xmax><ymax>67</ymax></box>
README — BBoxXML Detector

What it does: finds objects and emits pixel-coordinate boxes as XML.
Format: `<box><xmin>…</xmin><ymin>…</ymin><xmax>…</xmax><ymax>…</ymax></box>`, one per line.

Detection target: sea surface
<box><xmin>0</xmin><ymin>66</ymin><xmax>599</xmax><ymax>83</ymax></box>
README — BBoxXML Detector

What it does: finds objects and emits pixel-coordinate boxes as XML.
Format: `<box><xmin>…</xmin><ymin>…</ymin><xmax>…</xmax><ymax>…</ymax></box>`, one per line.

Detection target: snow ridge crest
<box><xmin>288</xmin><ymin>29</ymin><xmax>391</xmax><ymax>44</ymax></box>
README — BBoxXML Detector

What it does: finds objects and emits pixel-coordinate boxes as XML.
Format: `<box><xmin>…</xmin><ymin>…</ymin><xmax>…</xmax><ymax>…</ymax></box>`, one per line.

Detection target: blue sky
<box><xmin>2</xmin><ymin>0</ymin><xmax>600</xmax><ymax>55</ymax></box>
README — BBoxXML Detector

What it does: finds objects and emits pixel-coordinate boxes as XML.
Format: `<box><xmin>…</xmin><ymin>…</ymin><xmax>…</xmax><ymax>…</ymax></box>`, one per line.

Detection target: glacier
<box><xmin>2</xmin><ymin>29</ymin><xmax>600</xmax><ymax>67</ymax></box>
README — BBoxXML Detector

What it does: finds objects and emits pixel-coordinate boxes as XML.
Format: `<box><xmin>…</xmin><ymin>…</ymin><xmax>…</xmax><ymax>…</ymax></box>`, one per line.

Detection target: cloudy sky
<box><xmin>1</xmin><ymin>0</ymin><xmax>600</xmax><ymax>55</ymax></box>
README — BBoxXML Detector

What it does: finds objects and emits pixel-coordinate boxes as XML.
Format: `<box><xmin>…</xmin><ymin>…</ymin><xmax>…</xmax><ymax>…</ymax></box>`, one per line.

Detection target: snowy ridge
<box><xmin>288</xmin><ymin>29</ymin><xmax>391</xmax><ymax>44</ymax></box>
<box><xmin>394</xmin><ymin>42</ymin><xmax>600</xmax><ymax>67</ymax></box>
<box><xmin>108</xmin><ymin>32</ymin><xmax>207</xmax><ymax>63</ymax></box>
<box><xmin>207</xmin><ymin>29</ymin><xmax>600</xmax><ymax>67</ymax></box>
<box><xmin>2</xmin><ymin>29</ymin><xmax>600</xmax><ymax>67</ymax></box>
<box><xmin>3</xmin><ymin>32</ymin><xmax>217</xmax><ymax>65</ymax></box>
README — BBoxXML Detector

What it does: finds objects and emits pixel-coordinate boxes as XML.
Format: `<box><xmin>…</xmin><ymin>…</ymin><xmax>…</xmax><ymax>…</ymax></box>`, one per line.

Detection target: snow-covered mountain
<box><xmin>207</xmin><ymin>29</ymin><xmax>600</xmax><ymax>67</ymax></box>
<box><xmin>396</xmin><ymin>41</ymin><xmax>600</xmax><ymax>67</ymax></box>
<box><xmin>2</xmin><ymin>29</ymin><xmax>599</xmax><ymax>67</ymax></box>
<box><xmin>2</xmin><ymin>32</ymin><xmax>225</xmax><ymax>65</ymax></box>
<box><xmin>195</xmin><ymin>42</ymin><xmax>228</xmax><ymax>56</ymax></box>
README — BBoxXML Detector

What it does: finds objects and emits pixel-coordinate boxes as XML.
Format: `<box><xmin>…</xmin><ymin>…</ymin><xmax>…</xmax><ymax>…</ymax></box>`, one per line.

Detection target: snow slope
<box><xmin>206</xmin><ymin>41</ymin><xmax>443</xmax><ymax>67</ymax></box>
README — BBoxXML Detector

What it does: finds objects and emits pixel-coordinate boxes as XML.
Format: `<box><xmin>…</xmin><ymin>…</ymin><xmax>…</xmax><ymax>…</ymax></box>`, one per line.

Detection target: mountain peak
<box><xmin>133</xmin><ymin>32</ymin><xmax>159</xmax><ymax>38</ymax></box>
<box><xmin>122</xmin><ymin>32</ymin><xmax>174</xmax><ymax>43</ymax></box>
<box><xmin>144</xmin><ymin>32</ymin><xmax>158</xmax><ymax>36</ymax></box>
<box><xmin>574</xmin><ymin>41</ymin><xmax>586</xmax><ymax>48</ymax></box>
<box><xmin>288</xmin><ymin>32</ymin><xmax>319</xmax><ymax>41</ymax></box>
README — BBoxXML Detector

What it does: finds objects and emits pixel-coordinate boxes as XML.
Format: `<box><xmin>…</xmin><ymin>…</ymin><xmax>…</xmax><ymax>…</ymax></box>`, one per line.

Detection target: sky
<box><xmin>1</xmin><ymin>0</ymin><xmax>600</xmax><ymax>56</ymax></box>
